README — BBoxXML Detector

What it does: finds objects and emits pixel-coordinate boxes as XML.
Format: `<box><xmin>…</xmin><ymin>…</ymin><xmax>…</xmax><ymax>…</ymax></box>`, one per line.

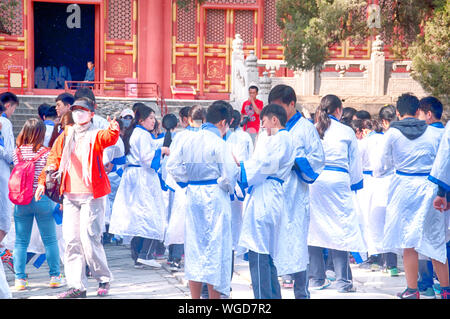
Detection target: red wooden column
<box><xmin>137</xmin><ymin>0</ymin><xmax>164</xmax><ymax>96</ymax></box>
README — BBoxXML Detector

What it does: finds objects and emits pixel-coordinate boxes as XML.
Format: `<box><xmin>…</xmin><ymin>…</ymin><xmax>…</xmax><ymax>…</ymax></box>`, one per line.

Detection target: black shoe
<box><xmin>169</xmin><ymin>261</ymin><xmax>182</xmax><ymax>271</ymax></box>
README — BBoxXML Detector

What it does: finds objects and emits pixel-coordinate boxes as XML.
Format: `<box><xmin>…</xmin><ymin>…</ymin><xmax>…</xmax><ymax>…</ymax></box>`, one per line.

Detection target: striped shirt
<box><xmin>13</xmin><ymin>145</ymin><xmax>49</xmax><ymax>194</ymax></box>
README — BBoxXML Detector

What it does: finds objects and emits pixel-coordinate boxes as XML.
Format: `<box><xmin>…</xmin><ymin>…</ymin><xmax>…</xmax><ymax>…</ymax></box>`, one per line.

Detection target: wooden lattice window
<box><xmin>176</xmin><ymin>3</ymin><xmax>196</xmax><ymax>43</ymax></box>
<box><xmin>205</xmin><ymin>0</ymin><xmax>257</xmax><ymax>4</ymax></box>
<box><xmin>206</xmin><ymin>9</ymin><xmax>225</xmax><ymax>44</ymax></box>
<box><xmin>107</xmin><ymin>0</ymin><xmax>132</xmax><ymax>40</ymax></box>
<box><xmin>263</xmin><ymin>0</ymin><xmax>281</xmax><ymax>45</ymax></box>
<box><xmin>234</xmin><ymin>10</ymin><xmax>254</xmax><ymax>45</ymax></box>
<box><xmin>0</xmin><ymin>0</ymin><xmax>23</xmax><ymax>36</ymax></box>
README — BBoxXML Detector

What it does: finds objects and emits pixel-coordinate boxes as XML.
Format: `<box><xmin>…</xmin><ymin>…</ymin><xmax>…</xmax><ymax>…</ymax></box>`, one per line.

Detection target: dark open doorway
<box><xmin>33</xmin><ymin>2</ymin><xmax>95</xmax><ymax>89</ymax></box>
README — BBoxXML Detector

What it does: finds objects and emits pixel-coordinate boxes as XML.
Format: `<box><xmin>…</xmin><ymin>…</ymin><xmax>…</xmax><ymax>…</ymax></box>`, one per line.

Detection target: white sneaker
<box><xmin>136</xmin><ymin>258</ymin><xmax>161</xmax><ymax>268</ymax></box>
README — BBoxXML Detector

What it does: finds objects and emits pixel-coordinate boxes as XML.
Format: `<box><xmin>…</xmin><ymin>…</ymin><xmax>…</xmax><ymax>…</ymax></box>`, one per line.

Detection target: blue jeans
<box><xmin>13</xmin><ymin>196</ymin><xmax>60</xmax><ymax>280</ymax></box>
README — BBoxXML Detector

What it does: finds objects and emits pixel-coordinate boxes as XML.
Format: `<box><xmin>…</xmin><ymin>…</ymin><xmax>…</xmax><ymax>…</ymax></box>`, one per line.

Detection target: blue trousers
<box><xmin>13</xmin><ymin>196</ymin><xmax>60</xmax><ymax>280</ymax></box>
<box><xmin>248</xmin><ymin>250</ymin><xmax>281</xmax><ymax>299</ymax></box>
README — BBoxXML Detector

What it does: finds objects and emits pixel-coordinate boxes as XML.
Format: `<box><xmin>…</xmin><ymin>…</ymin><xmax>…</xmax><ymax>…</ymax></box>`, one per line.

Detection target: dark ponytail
<box><xmin>315</xmin><ymin>94</ymin><xmax>342</xmax><ymax>139</ymax></box>
<box><xmin>123</xmin><ymin>105</ymin><xmax>154</xmax><ymax>155</ymax></box>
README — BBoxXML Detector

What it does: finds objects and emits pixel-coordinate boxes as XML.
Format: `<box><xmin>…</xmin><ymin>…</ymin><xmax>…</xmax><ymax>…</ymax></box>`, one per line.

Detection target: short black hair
<box><xmin>0</xmin><ymin>92</ymin><xmax>19</xmax><ymax>106</ymax></box>
<box><xmin>179</xmin><ymin>106</ymin><xmax>191</xmax><ymax>119</ymax></box>
<box><xmin>249</xmin><ymin>85</ymin><xmax>259</xmax><ymax>92</ymax></box>
<box><xmin>46</xmin><ymin>105</ymin><xmax>57</xmax><ymax>118</ymax></box>
<box><xmin>38</xmin><ymin>103</ymin><xmax>51</xmax><ymax>120</ymax></box>
<box><xmin>260</xmin><ymin>103</ymin><xmax>288</xmax><ymax>127</ymax></box>
<box><xmin>268</xmin><ymin>84</ymin><xmax>296</xmax><ymax>105</ymax></box>
<box><xmin>379</xmin><ymin>104</ymin><xmax>397</xmax><ymax>123</ymax></box>
<box><xmin>55</xmin><ymin>92</ymin><xmax>75</xmax><ymax>106</ymax></box>
<box><xmin>419</xmin><ymin>96</ymin><xmax>443</xmax><ymax>120</ymax></box>
<box><xmin>206</xmin><ymin>100</ymin><xmax>232</xmax><ymax>125</ymax></box>
<box><xmin>396</xmin><ymin>93</ymin><xmax>420</xmax><ymax>117</ymax></box>
<box><xmin>230</xmin><ymin>110</ymin><xmax>241</xmax><ymax>129</ymax></box>
<box><xmin>355</xmin><ymin>110</ymin><xmax>371</xmax><ymax>120</ymax></box>
<box><xmin>74</xmin><ymin>87</ymin><xmax>96</xmax><ymax>103</ymax></box>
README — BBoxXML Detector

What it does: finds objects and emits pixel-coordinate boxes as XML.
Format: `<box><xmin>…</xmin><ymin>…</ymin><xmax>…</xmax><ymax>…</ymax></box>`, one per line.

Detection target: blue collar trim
<box><xmin>285</xmin><ymin>111</ymin><xmax>302</xmax><ymax>132</ymax></box>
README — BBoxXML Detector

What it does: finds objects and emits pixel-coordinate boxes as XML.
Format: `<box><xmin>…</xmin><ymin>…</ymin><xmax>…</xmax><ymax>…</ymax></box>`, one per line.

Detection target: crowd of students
<box><xmin>0</xmin><ymin>83</ymin><xmax>448</xmax><ymax>300</ymax></box>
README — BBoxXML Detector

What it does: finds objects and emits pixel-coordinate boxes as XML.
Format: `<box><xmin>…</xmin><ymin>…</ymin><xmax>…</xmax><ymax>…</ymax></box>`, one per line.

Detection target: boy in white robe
<box><xmin>166</xmin><ymin>101</ymin><xmax>239</xmax><ymax>299</ymax></box>
<box><xmin>267</xmin><ymin>85</ymin><xmax>325</xmax><ymax>299</ymax></box>
<box><xmin>374</xmin><ymin>93</ymin><xmax>448</xmax><ymax>299</ymax></box>
<box><xmin>236</xmin><ymin>104</ymin><xmax>295</xmax><ymax>299</ymax></box>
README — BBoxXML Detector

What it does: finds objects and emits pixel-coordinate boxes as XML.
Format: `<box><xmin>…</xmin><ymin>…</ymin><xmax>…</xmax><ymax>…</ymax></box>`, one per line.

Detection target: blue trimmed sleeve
<box><xmin>239</xmin><ymin>161</ymin><xmax>248</xmax><ymax>189</ymax></box>
<box><xmin>294</xmin><ymin>157</ymin><xmax>320</xmax><ymax>184</ymax></box>
<box><xmin>150</xmin><ymin>148</ymin><xmax>162</xmax><ymax>172</ymax></box>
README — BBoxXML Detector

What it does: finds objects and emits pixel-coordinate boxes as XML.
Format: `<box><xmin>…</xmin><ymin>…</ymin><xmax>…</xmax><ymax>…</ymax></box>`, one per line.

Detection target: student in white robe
<box><xmin>374</xmin><ymin>93</ymin><xmax>448</xmax><ymax>299</ymax></box>
<box><xmin>164</xmin><ymin>106</ymin><xmax>206</xmax><ymax>271</ymax></box>
<box><xmin>0</xmin><ymin>92</ymin><xmax>18</xmax><ymax>247</ymax></box>
<box><xmin>109</xmin><ymin>105</ymin><xmax>169</xmax><ymax>268</ymax></box>
<box><xmin>166</xmin><ymin>101</ymin><xmax>239</xmax><ymax>299</ymax></box>
<box><xmin>308</xmin><ymin>94</ymin><xmax>366</xmax><ymax>293</ymax></box>
<box><xmin>416</xmin><ymin>96</ymin><xmax>447</xmax><ymax>298</ymax></box>
<box><xmin>367</xmin><ymin>105</ymin><xmax>399</xmax><ymax>276</ymax></box>
<box><xmin>226</xmin><ymin>110</ymin><xmax>254</xmax><ymax>264</ymax></box>
<box><xmin>236</xmin><ymin>104</ymin><xmax>294</xmax><ymax>299</ymax></box>
<box><xmin>267</xmin><ymin>85</ymin><xmax>325</xmax><ymax>299</ymax></box>
<box><xmin>428</xmin><ymin>122</ymin><xmax>450</xmax><ymax>299</ymax></box>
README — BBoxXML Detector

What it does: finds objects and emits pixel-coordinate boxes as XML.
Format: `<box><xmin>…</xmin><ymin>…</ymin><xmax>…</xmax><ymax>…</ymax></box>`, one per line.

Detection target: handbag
<box><xmin>45</xmin><ymin>169</ymin><xmax>63</xmax><ymax>204</ymax></box>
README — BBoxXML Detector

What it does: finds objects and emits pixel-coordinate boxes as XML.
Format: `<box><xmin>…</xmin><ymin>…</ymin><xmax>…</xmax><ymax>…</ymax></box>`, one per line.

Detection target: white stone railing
<box><xmin>230</xmin><ymin>34</ymin><xmax>430</xmax><ymax>109</ymax></box>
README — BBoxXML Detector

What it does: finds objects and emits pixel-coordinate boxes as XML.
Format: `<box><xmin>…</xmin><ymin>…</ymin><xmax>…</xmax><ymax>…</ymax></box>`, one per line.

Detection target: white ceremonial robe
<box><xmin>375</xmin><ymin>123</ymin><xmax>446</xmax><ymax>262</ymax></box>
<box><xmin>428</xmin><ymin>122</ymin><xmax>450</xmax><ymax>236</ymax></box>
<box><xmin>0</xmin><ymin>116</ymin><xmax>14</xmax><ymax>235</ymax></box>
<box><xmin>166</xmin><ymin>122</ymin><xmax>239</xmax><ymax>296</ymax></box>
<box><xmin>226</xmin><ymin>127</ymin><xmax>254</xmax><ymax>250</ymax></box>
<box><xmin>163</xmin><ymin>129</ymin><xmax>196</xmax><ymax>246</ymax></box>
<box><xmin>238</xmin><ymin>129</ymin><xmax>294</xmax><ymax>258</ymax></box>
<box><xmin>275</xmin><ymin>112</ymin><xmax>325</xmax><ymax>276</ymax></box>
<box><xmin>109</xmin><ymin>126</ymin><xmax>166</xmax><ymax>241</ymax></box>
<box><xmin>361</xmin><ymin>132</ymin><xmax>394</xmax><ymax>255</ymax></box>
<box><xmin>308</xmin><ymin>116</ymin><xmax>367</xmax><ymax>253</ymax></box>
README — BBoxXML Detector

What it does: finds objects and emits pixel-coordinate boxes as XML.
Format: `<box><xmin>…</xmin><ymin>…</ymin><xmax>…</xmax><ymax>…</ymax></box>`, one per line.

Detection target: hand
<box><xmin>433</xmin><ymin>195</ymin><xmax>448</xmax><ymax>212</ymax></box>
<box><xmin>107</xmin><ymin>116</ymin><xmax>119</xmax><ymax>131</ymax></box>
<box><xmin>35</xmin><ymin>184</ymin><xmax>45</xmax><ymax>202</ymax></box>
<box><xmin>232</xmin><ymin>152</ymin><xmax>240</xmax><ymax>167</ymax></box>
<box><xmin>161</xmin><ymin>146</ymin><xmax>170</xmax><ymax>156</ymax></box>
<box><xmin>104</xmin><ymin>162</ymin><xmax>114</xmax><ymax>173</ymax></box>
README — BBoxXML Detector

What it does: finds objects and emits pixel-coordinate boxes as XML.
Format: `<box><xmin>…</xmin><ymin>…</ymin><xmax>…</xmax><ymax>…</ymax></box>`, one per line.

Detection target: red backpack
<box><xmin>8</xmin><ymin>147</ymin><xmax>49</xmax><ymax>205</ymax></box>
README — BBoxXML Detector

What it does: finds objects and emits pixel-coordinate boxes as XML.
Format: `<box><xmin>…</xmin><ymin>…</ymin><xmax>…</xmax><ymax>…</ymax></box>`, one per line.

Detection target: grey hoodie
<box><xmin>389</xmin><ymin>117</ymin><xmax>428</xmax><ymax>140</ymax></box>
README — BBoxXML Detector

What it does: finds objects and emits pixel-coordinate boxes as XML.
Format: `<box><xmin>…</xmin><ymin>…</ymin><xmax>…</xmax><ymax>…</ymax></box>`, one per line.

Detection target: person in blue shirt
<box><xmin>83</xmin><ymin>61</ymin><xmax>95</xmax><ymax>87</ymax></box>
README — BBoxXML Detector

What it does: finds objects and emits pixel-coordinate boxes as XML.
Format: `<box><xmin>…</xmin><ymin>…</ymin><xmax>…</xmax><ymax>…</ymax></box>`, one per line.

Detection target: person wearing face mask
<box><xmin>36</xmin><ymin>97</ymin><xmax>120</xmax><ymax>298</ymax></box>
<box><xmin>109</xmin><ymin>105</ymin><xmax>169</xmax><ymax>269</ymax></box>
<box><xmin>166</xmin><ymin>100</ymin><xmax>239</xmax><ymax>299</ymax></box>
<box><xmin>119</xmin><ymin>108</ymin><xmax>134</xmax><ymax>133</ymax></box>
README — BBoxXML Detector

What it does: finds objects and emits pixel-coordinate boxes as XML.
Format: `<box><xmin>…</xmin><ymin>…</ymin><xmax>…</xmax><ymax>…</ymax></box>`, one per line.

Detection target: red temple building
<box><xmin>0</xmin><ymin>0</ymin><xmax>401</xmax><ymax>102</ymax></box>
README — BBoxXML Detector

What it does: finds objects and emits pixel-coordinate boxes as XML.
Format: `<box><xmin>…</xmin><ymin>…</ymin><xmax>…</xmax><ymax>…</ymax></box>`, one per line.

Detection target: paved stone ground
<box><xmin>3</xmin><ymin>242</ymin><xmax>418</xmax><ymax>299</ymax></box>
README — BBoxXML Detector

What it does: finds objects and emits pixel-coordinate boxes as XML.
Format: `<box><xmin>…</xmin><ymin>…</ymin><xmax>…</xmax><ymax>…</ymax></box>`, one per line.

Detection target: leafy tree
<box><xmin>408</xmin><ymin>3</ymin><xmax>449</xmax><ymax>99</ymax></box>
<box><xmin>275</xmin><ymin>0</ymin><xmax>444</xmax><ymax>70</ymax></box>
<box><xmin>0</xmin><ymin>0</ymin><xmax>19</xmax><ymax>35</ymax></box>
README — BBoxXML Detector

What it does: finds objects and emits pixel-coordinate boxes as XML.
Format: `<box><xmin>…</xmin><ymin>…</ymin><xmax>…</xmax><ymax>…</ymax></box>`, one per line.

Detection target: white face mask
<box><xmin>72</xmin><ymin>109</ymin><xmax>91</xmax><ymax>125</ymax></box>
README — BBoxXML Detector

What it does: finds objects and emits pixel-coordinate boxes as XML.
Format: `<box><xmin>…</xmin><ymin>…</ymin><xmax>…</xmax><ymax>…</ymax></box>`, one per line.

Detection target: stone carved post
<box><xmin>259</xmin><ymin>71</ymin><xmax>272</xmax><ymax>106</ymax></box>
<box><xmin>370</xmin><ymin>35</ymin><xmax>386</xmax><ymax>96</ymax></box>
<box><xmin>231</xmin><ymin>34</ymin><xmax>245</xmax><ymax>107</ymax></box>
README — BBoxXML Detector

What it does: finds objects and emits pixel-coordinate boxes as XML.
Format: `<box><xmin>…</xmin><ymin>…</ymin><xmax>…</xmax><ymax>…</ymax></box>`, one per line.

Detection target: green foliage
<box><xmin>276</xmin><ymin>0</ymin><xmax>368</xmax><ymax>71</ymax></box>
<box><xmin>408</xmin><ymin>3</ymin><xmax>449</xmax><ymax>99</ymax></box>
<box><xmin>275</xmin><ymin>0</ymin><xmax>445</xmax><ymax>70</ymax></box>
<box><xmin>0</xmin><ymin>0</ymin><xmax>19</xmax><ymax>35</ymax></box>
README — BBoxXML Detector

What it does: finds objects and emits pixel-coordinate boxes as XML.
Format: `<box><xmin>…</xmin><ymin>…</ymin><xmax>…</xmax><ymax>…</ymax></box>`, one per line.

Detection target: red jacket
<box><xmin>38</xmin><ymin>124</ymin><xmax>120</xmax><ymax>199</ymax></box>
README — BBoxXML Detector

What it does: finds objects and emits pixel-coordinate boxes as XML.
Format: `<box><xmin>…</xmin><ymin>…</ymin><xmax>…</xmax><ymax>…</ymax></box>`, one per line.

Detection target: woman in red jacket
<box><xmin>36</xmin><ymin>97</ymin><xmax>120</xmax><ymax>298</ymax></box>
